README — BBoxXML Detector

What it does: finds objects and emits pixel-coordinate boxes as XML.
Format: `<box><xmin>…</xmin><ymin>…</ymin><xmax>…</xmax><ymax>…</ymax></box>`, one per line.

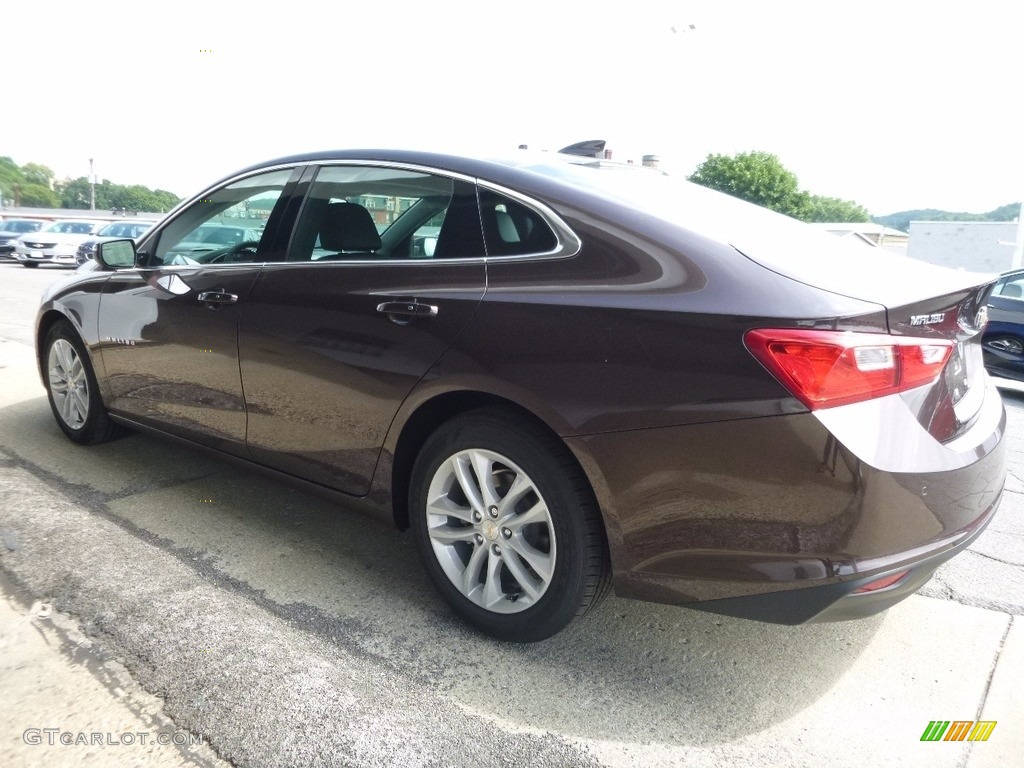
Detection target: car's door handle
<box><xmin>376</xmin><ymin>301</ymin><xmax>439</xmax><ymax>317</ymax></box>
<box><xmin>197</xmin><ymin>290</ymin><xmax>239</xmax><ymax>307</ymax></box>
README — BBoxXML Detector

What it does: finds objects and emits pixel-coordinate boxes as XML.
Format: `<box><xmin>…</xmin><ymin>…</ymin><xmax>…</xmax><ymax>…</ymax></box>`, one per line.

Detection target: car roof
<box><xmin>221</xmin><ymin>148</ymin><xmax>647</xmax><ymax>193</ymax></box>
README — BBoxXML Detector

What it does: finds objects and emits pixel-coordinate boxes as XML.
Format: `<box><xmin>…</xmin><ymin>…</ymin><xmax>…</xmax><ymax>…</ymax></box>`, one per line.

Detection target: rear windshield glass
<box><xmin>525</xmin><ymin>160</ymin><xmax>865</xmax><ymax>256</ymax></box>
<box><xmin>521</xmin><ymin>159</ymin><xmax>992</xmax><ymax>301</ymax></box>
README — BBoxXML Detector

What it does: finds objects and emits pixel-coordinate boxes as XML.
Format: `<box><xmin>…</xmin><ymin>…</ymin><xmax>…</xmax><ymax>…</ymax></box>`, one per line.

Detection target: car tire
<box><xmin>984</xmin><ymin>334</ymin><xmax>1024</xmax><ymax>356</ymax></box>
<box><xmin>43</xmin><ymin>321</ymin><xmax>126</xmax><ymax>445</ymax></box>
<box><xmin>409</xmin><ymin>409</ymin><xmax>610</xmax><ymax>642</ymax></box>
<box><xmin>22</xmin><ymin>262</ymin><xmax>38</xmax><ymax>268</ymax></box>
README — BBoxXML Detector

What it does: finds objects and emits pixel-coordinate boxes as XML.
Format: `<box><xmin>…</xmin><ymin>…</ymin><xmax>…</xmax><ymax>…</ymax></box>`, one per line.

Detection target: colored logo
<box><xmin>921</xmin><ymin>721</ymin><xmax>996</xmax><ymax>742</ymax></box>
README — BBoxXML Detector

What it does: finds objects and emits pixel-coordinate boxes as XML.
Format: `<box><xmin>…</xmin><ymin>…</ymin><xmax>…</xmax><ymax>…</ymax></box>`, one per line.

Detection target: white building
<box><xmin>810</xmin><ymin>223</ymin><xmax>909</xmax><ymax>256</ymax></box>
<box><xmin>907</xmin><ymin>221</ymin><xmax>1017</xmax><ymax>273</ymax></box>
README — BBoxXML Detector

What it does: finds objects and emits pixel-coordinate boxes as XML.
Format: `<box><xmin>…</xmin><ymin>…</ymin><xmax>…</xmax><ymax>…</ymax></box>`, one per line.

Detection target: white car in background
<box><xmin>0</xmin><ymin>219</ymin><xmax>47</xmax><ymax>260</ymax></box>
<box><xmin>13</xmin><ymin>219</ymin><xmax>108</xmax><ymax>268</ymax></box>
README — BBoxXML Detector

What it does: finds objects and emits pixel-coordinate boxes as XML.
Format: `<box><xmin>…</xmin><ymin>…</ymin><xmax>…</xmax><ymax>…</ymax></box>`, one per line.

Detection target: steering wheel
<box><xmin>206</xmin><ymin>241</ymin><xmax>261</xmax><ymax>264</ymax></box>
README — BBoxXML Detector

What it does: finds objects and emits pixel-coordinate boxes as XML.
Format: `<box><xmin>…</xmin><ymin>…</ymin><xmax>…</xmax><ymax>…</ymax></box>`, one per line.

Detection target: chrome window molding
<box><xmin>133</xmin><ymin>163</ymin><xmax>303</xmax><ymax>260</ymax></box>
<box><xmin>137</xmin><ymin>159</ymin><xmax>583</xmax><ymax>270</ymax></box>
<box><xmin>139</xmin><ymin>163</ymin><xmax>304</xmax><ymax>238</ymax></box>
<box><xmin>475</xmin><ymin>179</ymin><xmax>581</xmax><ymax>263</ymax></box>
<box><xmin>300</xmin><ymin>160</ymin><xmax>582</xmax><ymax>265</ymax></box>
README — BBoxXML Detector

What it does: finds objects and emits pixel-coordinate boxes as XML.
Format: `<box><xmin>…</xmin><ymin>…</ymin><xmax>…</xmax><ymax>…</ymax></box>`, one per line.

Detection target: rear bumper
<box><xmin>681</xmin><ymin>490</ymin><xmax>999</xmax><ymax>624</ymax></box>
<box><xmin>569</xmin><ymin>385</ymin><xmax>1006</xmax><ymax>623</ymax></box>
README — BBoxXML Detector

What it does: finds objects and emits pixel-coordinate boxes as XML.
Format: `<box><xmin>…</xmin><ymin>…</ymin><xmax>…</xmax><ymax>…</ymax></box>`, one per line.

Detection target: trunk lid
<box><xmin>880</xmin><ymin>284</ymin><xmax>994</xmax><ymax>439</ymax></box>
<box><xmin>726</xmin><ymin>214</ymin><xmax>996</xmax><ymax>440</ymax></box>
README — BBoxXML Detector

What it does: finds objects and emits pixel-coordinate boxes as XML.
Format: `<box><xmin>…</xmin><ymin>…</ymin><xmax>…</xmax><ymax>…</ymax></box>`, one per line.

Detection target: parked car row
<box><xmin>0</xmin><ymin>216</ymin><xmax>158</xmax><ymax>268</ymax></box>
<box><xmin>12</xmin><ymin>219</ymin><xmax>109</xmax><ymax>267</ymax></box>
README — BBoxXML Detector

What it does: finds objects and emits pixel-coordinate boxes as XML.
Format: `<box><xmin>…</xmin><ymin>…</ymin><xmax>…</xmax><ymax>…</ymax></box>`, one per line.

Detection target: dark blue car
<box><xmin>984</xmin><ymin>269</ymin><xmax>1024</xmax><ymax>380</ymax></box>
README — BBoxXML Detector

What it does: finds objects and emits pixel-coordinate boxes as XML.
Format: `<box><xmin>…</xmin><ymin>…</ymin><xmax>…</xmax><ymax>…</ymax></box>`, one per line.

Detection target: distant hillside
<box><xmin>873</xmin><ymin>203</ymin><xmax>1020</xmax><ymax>233</ymax></box>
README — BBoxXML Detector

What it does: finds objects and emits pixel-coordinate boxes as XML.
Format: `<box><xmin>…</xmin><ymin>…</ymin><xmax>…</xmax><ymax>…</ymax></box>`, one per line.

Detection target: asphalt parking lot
<box><xmin>0</xmin><ymin>263</ymin><xmax>1022</xmax><ymax>767</ymax></box>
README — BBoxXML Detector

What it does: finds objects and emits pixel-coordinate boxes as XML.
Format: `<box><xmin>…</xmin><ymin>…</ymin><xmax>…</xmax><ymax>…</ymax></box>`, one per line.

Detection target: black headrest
<box><xmin>320</xmin><ymin>202</ymin><xmax>381</xmax><ymax>252</ymax></box>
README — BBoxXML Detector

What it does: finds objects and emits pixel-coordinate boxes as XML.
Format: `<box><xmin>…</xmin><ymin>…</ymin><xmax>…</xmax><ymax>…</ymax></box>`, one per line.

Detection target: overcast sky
<box><xmin>6</xmin><ymin>0</ymin><xmax>1022</xmax><ymax>215</ymax></box>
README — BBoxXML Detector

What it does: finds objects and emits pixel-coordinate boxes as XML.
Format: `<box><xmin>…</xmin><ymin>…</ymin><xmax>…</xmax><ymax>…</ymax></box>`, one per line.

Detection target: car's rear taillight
<box><xmin>744</xmin><ymin>329</ymin><xmax>953</xmax><ymax>410</ymax></box>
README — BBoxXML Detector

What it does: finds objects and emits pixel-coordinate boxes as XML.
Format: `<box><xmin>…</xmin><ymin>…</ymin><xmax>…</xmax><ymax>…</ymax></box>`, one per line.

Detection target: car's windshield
<box><xmin>1</xmin><ymin>220</ymin><xmax>42</xmax><ymax>233</ymax></box>
<box><xmin>44</xmin><ymin>221</ymin><xmax>99</xmax><ymax>234</ymax></box>
<box><xmin>98</xmin><ymin>222</ymin><xmax>151</xmax><ymax>238</ymax></box>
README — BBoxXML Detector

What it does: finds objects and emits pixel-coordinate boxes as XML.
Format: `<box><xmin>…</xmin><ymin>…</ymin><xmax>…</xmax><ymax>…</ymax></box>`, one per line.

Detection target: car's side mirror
<box><xmin>95</xmin><ymin>239</ymin><xmax>137</xmax><ymax>269</ymax></box>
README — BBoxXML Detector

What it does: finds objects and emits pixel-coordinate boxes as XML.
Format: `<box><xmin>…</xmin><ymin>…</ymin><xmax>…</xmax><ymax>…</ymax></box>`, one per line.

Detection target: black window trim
<box><xmin>258</xmin><ymin>160</ymin><xmax>581</xmax><ymax>269</ymax></box>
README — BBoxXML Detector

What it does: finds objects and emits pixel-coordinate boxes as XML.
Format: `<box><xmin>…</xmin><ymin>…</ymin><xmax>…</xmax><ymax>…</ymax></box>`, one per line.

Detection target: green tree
<box><xmin>805</xmin><ymin>194</ymin><xmax>870</xmax><ymax>223</ymax></box>
<box><xmin>874</xmin><ymin>202</ymin><xmax>1022</xmax><ymax>232</ymax></box>
<box><xmin>17</xmin><ymin>183</ymin><xmax>60</xmax><ymax>207</ymax></box>
<box><xmin>0</xmin><ymin>156</ymin><xmax>23</xmax><ymax>204</ymax></box>
<box><xmin>57</xmin><ymin>177</ymin><xmax>95</xmax><ymax>209</ymax></box>
<box><xmin>150</xmin><ymin>189</ymin><xmax>179</xmax><ymax>212</ymax></box>
<box><xmin>57</xmin><ymin>176</ymin><xmax>178</xmax><ymax>212</ymax></box>
<box><xmin>21</xmin><ymin>162</ymin><xmax>55</xmax><ymax>188</ymax></box>
<box><xmin>3</xmin><ymin>160</ymin><xmax>179</xmax><ymax>211</ymax></box>
<box><xmin>688</xmin><ymin>151</ymin><xmax>810</xmax><ymax>218</ymax></box>
<box><xmin>108</xmin><ymin>184</ymin><xmax>156</xmax><ymax>211</ymax></box>
<box><xmin>984</xmin><ymin>202</ymin><xmax>1022</xmax><ymax>221</ymax></box>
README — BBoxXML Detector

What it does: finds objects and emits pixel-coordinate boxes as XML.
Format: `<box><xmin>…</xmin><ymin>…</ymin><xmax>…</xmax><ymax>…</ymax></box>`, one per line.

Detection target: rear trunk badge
<box><xmin>910</xmin><ymin>313</ymin><xmax>945</xmax><ymax>326</ymax></box>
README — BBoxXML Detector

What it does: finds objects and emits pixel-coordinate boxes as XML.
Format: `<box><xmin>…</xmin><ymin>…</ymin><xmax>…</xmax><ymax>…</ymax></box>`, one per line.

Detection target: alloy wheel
<box><xmin>48</xmin><ymin>338</ymin><xmax>90</xmax><ymax>429</ymax></box>
<box><xmin>425</xmin><ymin>449</ymin><xmax>556</xmax><ymax>614</ymax></box>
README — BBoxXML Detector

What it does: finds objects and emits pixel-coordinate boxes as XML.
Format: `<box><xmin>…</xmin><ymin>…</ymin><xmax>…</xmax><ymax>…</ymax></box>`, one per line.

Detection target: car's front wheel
<box><xmin>22</xmin><ymin>261</ymin><xmax>38</xmax><ymax>268</ymax></box>
<box><xmin>410</xmin><ymin>410</ymin><xmax>610</xmax><ymax>642</ymax></box>
<box><xmin>43</xmin><ymin>321</ymin><xmax>125</xmax><ymax>444</ymax></box>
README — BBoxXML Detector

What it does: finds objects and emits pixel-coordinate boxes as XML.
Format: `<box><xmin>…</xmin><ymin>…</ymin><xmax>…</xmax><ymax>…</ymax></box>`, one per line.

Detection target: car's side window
<box><xmin>478</xmin><ymin>188</ymin><xmax>557</xmax><ymax>257</ymax></box>
<box><xmin>995</xmin><ymin>275</ymin><xmax>1024</xmax><ymax>300</ymax></box>
<box><xmin>288</xmin><ymin>166</ymin><xmax>484</xmax><ymax>262</ymax></box>
<box><xmin>148</xmin><ymin>168</ymin><xmax>293</xmax><ymax>267</ymax></box>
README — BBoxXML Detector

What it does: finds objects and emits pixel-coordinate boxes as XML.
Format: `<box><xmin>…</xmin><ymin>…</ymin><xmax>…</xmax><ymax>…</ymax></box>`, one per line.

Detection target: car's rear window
<box><xmin>523</xmin><ymin>159</ymin><xmax>991</xmax><ymax>306</ymax></box>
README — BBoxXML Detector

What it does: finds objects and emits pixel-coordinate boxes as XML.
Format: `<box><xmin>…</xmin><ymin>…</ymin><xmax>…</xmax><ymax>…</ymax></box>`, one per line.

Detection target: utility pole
<box><xmin>89</xmin><ymin>158</ymin><xmax>96</xmax><ymax>211</ymax></box>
